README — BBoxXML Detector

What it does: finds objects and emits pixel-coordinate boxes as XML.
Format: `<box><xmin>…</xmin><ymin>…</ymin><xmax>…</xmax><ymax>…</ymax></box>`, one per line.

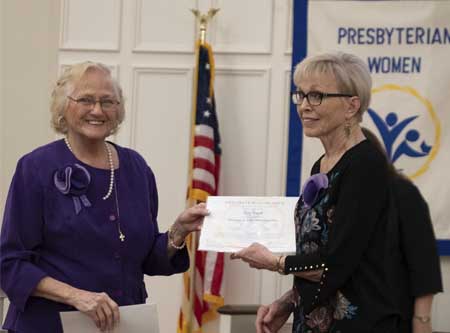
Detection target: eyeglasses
<box><xmin>67</xmin><ymin>96</ymin><xmax>120</xmax><ymax>111</ymax></box>
<box><xmin>291</xmin><ymin>90</ymin><xmax>353</xmax><ymax>106</ymax></box>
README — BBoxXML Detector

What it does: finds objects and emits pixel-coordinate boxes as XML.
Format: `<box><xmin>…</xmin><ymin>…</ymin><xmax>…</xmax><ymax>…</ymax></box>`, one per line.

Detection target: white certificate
<box><xmin>60</xmin><ymin>303</ymin><xmax>159</xmax><ymax>333</ymax></box>
<box><xmin>199</xmin><ymin>196</ymin><xmax>298</xmax><ymax>253</ymax></box>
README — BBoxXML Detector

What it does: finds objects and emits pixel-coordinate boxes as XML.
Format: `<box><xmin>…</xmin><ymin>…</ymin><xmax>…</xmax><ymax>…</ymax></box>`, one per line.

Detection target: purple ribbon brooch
<box><xmin>301</xmin><ymin>173</ymin><xmax>329</xmax><ymax>208</ymax></box>
<box><xmin>54</xmin><ymin>164</ymin><xmax>92</xmax><ymax>215</ymax></box>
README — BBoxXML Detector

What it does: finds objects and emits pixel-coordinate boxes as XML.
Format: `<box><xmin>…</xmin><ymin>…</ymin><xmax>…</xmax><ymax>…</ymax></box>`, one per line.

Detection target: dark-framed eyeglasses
<box><xmin>291</xmin><ymin>90</ymin><xmax>353</xmax><ymax>106</ymax></box>
<box><xmin>67</xmin><ymin>96</ymin><xmax>120</xmax><ymax>111</ymax></box>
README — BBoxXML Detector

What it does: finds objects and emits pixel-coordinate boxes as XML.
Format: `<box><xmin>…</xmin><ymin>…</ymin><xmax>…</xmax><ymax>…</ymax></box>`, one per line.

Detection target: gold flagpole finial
<box><xmin>190</xmin><ymin>8</ymin><xmax>220</xmax><ymax>45</ymax></box>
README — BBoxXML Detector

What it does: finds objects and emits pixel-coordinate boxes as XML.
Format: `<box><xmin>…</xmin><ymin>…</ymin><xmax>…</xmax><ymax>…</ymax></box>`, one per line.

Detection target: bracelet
<box><xmin>276</xmin><ymin>255</ymin><xmax>286</xmax><ymax>275</ymax></box>
<box><xmin>413</xmin><ymin>315</ymin><xmax>431</xmax><ymax>323</ymax></box>
<box><xmin>168</xmin><ymin>224</ymin><xmax>186</xmax><ymax>250</ymax></box>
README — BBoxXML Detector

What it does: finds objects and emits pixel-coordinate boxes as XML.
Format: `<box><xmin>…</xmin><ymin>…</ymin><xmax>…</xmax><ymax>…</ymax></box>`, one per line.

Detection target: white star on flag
<box><xmin>205</xmin><ymin>63</ymin><xmax>210</xmax><ymax>70</ymax></box>
<box><xmin>203</xmin><ymin>110</ymin><xmax>211</xmax><ymax>118</ymax></box>
<box><xmin>206</xmin><ymin>97</ymin><xmax>212</xmax><ymax>104</ymax></box>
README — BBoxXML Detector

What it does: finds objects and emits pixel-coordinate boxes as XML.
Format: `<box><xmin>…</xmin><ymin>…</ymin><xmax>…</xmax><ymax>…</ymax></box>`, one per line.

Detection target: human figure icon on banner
<box><xmin>392</xmin><ymin>129</ymin><xmax>432</xmax><ymax>162</ymax></box>
<box><xmin>367</xmin><ymin>108</ymin><xmax>432</xmax><ymax>163</ymax></box>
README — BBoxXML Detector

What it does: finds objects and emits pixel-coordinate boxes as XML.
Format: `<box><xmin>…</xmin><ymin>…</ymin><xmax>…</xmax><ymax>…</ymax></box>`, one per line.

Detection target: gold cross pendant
<box><xmin>119</xmin><ymin>232</ymin><xmax>125</xmax><ymax>242</ymax></box>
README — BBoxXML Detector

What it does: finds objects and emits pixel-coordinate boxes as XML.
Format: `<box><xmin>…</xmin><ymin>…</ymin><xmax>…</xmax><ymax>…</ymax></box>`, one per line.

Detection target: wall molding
<box><xmin>215</xmin><ymin>66</ymin><xmax>271</xmax><ymax>198</ymax></box>
<box><xmin>209</xmin><ymin>0</ymin><xmax>274</xmax><ymax>54</ymax></box>
<box><xmin>132</xmin><ymin>0</ymin><xmax>196</xmax><ymax>54</ymax></box>
<box><xmin>129</xmin><ymin>66</ymin><xmax>193</xmax><ymax>148</ymax></box>
<box><xmin>59</xmin><ymin>0</ymin><xmax>122</xmax><ymax>52</ymax></box>
<box><xmin>285</xmin><ymin>0</ymin><xmax>293</xmax><ymax>55</ymax></box>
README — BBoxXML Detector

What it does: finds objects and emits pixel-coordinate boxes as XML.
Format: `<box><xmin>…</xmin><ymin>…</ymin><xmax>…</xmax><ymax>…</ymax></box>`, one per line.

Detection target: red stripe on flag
<box><xmin>194</xmin><ymin>136</ymin><xmax>214</xmax><ymax>150</ymax></box>
<box><xmin>194</xmin><ymin>294</ymin><xmax>203</xmax><ymax>325</ymax></box>
<box><xmin>195</xmin><ymin>251</ymin><xmax>205</xmax><ymax>279</ymax></box>
<box><xmin>192</xmin><ymin>180</ymin><xmax>215</xmax><ymax>195</ymax></box>
<box><xmin>210</xmin><ymin>252</ymin><xmax>224</xmax><ymax>296</ymax></box>
<box><xmin>214</xmin><ymin>154</ymin><xmax>221</xmax><ymax>195</ymax></box>
<box><xmin>193</xmin><ymin>158</ymin><xmax>216</xmax><ymax>175</ymax></box>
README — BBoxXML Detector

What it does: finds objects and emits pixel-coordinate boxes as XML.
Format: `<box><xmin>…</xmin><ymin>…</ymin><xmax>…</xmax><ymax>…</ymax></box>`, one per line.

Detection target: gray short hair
<box><xmin>293</xmin><ymin>52</ymin><xmax>372</xmax><ymax>120</ymax></box>
<box><xmin>50</xmin><ymin>62</ymin><xmax>125</xmax><ymax>134</ymax></box>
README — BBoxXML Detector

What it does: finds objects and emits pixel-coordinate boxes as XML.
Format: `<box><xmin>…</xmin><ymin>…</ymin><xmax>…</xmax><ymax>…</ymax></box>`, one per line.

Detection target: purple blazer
<box><xmin>0</xmin><ymin>140</ymin><xmax>189</xmax><ymax>332</ymax></box>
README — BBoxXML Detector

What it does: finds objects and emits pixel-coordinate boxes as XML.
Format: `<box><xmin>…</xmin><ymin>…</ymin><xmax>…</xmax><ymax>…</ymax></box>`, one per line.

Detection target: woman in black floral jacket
<box><xmin>232</xmin><ymin>52</ymin><xmax>405</xmax><ymax>333</ymax></box>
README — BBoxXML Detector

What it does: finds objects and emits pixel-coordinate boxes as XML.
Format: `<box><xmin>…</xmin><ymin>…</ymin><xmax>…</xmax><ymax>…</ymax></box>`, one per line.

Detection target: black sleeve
<box><xmin>284</xmin><ymin>253</ymin><xmax>325</xmax><ymax>273</ymax></box>
<box><xmin>395</xmin><ymin>178</ymin><xmax>443</xmax><ymax>296</ymax></box>
<box><xmin>283</xmin><ymin>159</ymin><xmax>327</xmax><ymax>273</ymax></box>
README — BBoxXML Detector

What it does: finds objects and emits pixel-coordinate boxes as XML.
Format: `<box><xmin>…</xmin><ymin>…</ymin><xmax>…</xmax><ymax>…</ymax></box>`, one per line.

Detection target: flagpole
<box><xmin>185</xmin><ymin>40</ymin><xmax>200</xmax><ymax>331</ymax></box>
<box><xmin>186</xmin><ymin>9</ymin><xmax>219</xmax><ymax>333</ymax></box>
<box><xmin>191</xmin><ymin>8</ymin><xmax>220</xmax><ymax>45</ymax></box>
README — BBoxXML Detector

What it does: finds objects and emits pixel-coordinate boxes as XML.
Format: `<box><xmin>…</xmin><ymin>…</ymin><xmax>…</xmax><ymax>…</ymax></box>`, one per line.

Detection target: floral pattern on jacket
<box><xmin>292</xmin><ymin>171</ymin><xmax>358</xmax><ymax>333</ymax></box>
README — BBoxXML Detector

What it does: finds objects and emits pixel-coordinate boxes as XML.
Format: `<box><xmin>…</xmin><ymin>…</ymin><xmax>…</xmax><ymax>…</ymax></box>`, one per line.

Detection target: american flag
<box><xmin>178</xmin><ymin>41</ymin><xmax>224</xmax><ymax>333</ymax></box>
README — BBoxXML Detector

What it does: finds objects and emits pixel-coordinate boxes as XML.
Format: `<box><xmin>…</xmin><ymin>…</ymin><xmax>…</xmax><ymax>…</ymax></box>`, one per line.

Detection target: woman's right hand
<box><xmin>171</xmin><ymin>203</ymin><xmax>209</xmax><ymax>241</ymax></box>
<box><xmin>32</xmin><ymin>277</ymin><xmax>120</xmax><ymax>331</ymax></box>
<box><xmin>68</xmin><ymin>289</ymin><xmax>120</xmax><ymax>332</ymax></box>
<box><xmin>255</xmin><ymin>299</ymin><xmax>292</xmax><ymax>333</ymax></box>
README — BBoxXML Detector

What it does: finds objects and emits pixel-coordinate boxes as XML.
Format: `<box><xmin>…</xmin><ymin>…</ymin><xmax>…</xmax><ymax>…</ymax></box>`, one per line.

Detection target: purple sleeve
<box><xmin>0</xmin><ymin>156</ymin><xmax>48</xmax><ymax>311</ymax></box>
<box><xmin>142</xmin><ymin>166</ymin><xmax>189</xmax><ymax>275</ymax></box>
<box><xmin>143</xmin><ymin>232</ymin><xmax>189</xmax><ymax>275</ymax></box>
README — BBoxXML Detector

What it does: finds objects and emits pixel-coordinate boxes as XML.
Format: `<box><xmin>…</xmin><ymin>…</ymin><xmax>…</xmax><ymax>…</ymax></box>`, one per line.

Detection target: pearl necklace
<box><xmin>64</xmin><ymin>137</ymin><xmax>115</xmax><ymax>200</ymax></box>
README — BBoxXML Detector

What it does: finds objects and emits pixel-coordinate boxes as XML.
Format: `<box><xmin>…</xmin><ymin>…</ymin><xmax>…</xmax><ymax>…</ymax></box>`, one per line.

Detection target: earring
<box><xmin>344</xmin><ymin>120</ymin><xmax>351</xmax><ymax>138</ymax></box>
<box><xmin>57</xmin><ymin>115</ymin><xmax>65</xmax><ymax>127</ymax></box>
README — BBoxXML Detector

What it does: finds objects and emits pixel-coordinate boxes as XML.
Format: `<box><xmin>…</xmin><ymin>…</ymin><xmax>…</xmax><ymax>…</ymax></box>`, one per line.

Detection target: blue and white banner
<box><xmin>287</xmin><ymin>0</ymin><xmax>450</xmax><ymax>254</ymax></box>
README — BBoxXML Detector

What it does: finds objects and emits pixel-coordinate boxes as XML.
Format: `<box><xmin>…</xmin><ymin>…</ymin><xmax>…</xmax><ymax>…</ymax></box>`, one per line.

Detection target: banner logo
<box><xmin>367</xmin><ymin>84</ymin><xmax>441</xmax><ymax>179</ymax></box>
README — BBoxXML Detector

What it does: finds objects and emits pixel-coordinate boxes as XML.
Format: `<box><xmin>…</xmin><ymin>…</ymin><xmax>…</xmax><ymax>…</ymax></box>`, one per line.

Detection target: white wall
<box><xmin>0</xmin><ymin>0</ymin><xmax>60</xmax><ymax>217</ymax></box>
<box><xmin>0</xmin><ymin>0</ymin><xmax>449</xmax><ymax>332</ymax></box>
<box><xmin>0</xmin><ymin>0</ymin><xmax>60</xmax><ymax>325</ymax></box>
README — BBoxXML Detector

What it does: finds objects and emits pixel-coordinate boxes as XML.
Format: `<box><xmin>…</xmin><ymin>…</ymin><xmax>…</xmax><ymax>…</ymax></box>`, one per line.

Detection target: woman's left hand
<box><xmin>231</xmin><ymin>243</ymin><xmax>278</xmax><ymax>271</ymax></box>
<box><xmin>170</xmin><ymin>203</ymin><xmax>209</xmax><ymax>244</ymax></box>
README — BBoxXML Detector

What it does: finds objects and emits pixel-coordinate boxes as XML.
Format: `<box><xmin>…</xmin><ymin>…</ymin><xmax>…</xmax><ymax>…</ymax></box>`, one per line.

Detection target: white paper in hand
<box><xmin>60</xmin><ymin>303</ymin><xmax>159</xmax><ymax>333</ymax></box>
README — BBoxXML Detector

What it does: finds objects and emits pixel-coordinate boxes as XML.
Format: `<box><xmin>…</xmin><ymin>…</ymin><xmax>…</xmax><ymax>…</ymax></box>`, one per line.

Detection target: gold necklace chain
<box><xmin>114</xmin><ymin>181</ymin><xmax>125</xmax><ymax>242</ymax></box>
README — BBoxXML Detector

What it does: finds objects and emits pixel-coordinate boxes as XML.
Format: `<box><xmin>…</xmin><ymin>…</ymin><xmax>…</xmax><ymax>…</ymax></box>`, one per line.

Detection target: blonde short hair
<box><xmin>293</xmin><ymin>52</ymin><xmax>372</xmax><ymax>120</ymax></box>
<box><xmin>50</xmin><ymin>62</ymin><xmax>125</xmax><ymax>134</ymax></box>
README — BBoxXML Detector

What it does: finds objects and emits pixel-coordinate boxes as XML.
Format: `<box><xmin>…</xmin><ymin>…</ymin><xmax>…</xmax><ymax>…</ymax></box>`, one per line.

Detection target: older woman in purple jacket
<box><xmin>0</xmin><ymin>62</ymin><xmax>207</xmax><ymax>332</ymax></box>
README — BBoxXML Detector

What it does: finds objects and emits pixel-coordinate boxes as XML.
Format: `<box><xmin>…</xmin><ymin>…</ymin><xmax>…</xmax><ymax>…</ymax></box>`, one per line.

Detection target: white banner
<box><xmin>299</xmin><ymin>0</ymin><xmax>450</xmax><ymax>240</ymax></box>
